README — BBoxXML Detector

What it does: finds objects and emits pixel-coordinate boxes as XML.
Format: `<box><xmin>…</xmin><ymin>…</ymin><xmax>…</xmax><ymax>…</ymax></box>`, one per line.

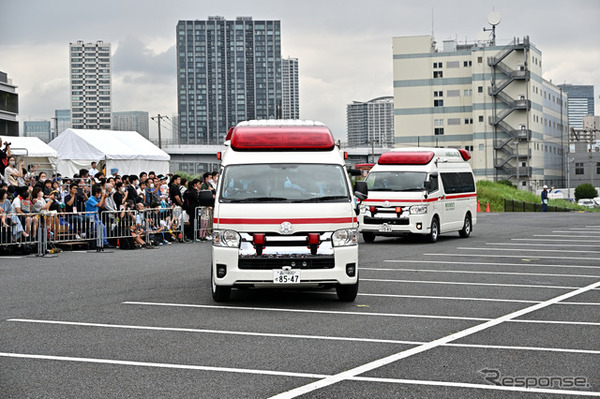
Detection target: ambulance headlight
<box><xmin>332</xmin><ymin>228</ymin><xmax>358</xmax><ymax>247</ymax></box>
<box><xmin>410</xmin><ymin>205</ymin><xmax>428</xmax><ymax>215</ymax></box>
<box><xmin>213</xmin><ymin>230</ymin><xmax>241</xmax><ymax>247</ymax></box>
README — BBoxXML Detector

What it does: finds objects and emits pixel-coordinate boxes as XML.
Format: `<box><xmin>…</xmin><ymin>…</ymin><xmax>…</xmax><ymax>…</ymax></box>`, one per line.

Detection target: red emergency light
<box><xmin>378</xmin><ymin>151</ymin><xmax>435</xmax><ymax>165</ymax></box>
<box><xmin>225</xmin><ymin>127</ymin><xmax>235</xmax><ymax>141</ymax></box>
<box><xmin>459</xmin><ymin>149</ymin><xmax>471</xmax><ymax>161</ymax></box>
<box><xmin>230</xmin><ymin>126</ymin><xmax>335</xmax><ymax>151</ymax></box>
<box><xmin>253</xmin><ymin>233</ymin><xmax>266</xmax><ymax>245</ymax></box>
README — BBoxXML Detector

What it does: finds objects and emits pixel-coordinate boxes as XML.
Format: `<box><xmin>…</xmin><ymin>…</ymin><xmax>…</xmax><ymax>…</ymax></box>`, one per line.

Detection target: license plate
<box><xmin>273</xmin><ymin>269</ymin><xmax>300</xmax><ymax>284</ymax></box>
<box><xmin>379</xmin><ymin>223</ymin><xmax>392</xmax><ymax>232</ymax></box>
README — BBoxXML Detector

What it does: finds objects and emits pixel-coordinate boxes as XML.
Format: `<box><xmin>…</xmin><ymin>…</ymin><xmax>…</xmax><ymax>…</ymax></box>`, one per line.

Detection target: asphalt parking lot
<box><xmin>0</xmin><ymin>212</ymin><xmax>599</xmax><ymax>398</ymax></box>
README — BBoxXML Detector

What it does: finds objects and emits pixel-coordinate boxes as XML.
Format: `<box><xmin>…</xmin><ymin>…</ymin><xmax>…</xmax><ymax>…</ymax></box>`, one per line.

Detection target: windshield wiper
<box><xmin>399</xmin><ymin>187</ymin><xmax>426</xmax><ymax>191</ymax></box>
<box><xmin>225</xmin><ymin>197</ymin><xmax>289</xmax><ymax>203</ymax></box>
<box><xmin>369</xmin><ymin>188</ymin><xmax>394</xmax><ymax>191</ymax></box>
<box><xmin>291</xmin><ymin>196</ymin><xmax>349</xmax><ymax>203</ymax></box>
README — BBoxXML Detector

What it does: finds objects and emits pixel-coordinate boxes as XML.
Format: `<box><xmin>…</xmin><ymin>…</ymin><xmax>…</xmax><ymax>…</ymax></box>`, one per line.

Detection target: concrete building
<box><xmin>0</xmin><ymin>71</ymin><xmax>19</xmax><ymax>136</ymax></box>
<box><xmin>557</xmin><ymin>84</ymin><xmax>594</xmax><ymax>129</ymax></box>
<box><xmin>112</xmin><ymin>111</ymin><xmax>149</xmax><ymax>139</ymax></box>
<box><xmin>24</xmin><ymin>120</ymin><xmax>52</xmax><ymax>143</ymax></box>
<box><xmin>176</xmin><ymin>17</ymin><xmax>282</xmax><ymax>145</ymax></box>
<box><xmin>282</xmin><ymin>57</ymin><xmax>300</xmax><ymax>119</ymax></box>
<box><xmin>347</xmin><ymin>96</ymin><xmax>394</xmax><ymax>149</ymax></box>
<box><xmin>392</xmin><ymin>35</ymin><xmax>568</xmax><ymax>190</ymax></box>
<box><xmin>54</xmin><ymin>109</ymin><xmax>71</xmax><ymax>137</ymax></box>
<box><xmin>69</xmin><ymin>41</ymin><xmax>112</xmax><ymax>130</ymax></box>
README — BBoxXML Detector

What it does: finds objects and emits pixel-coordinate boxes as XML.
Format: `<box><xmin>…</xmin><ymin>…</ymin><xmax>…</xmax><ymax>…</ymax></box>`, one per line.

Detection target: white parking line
<box><xmin>458</xmin><ymin>247</ymin><xmax>600</xmax><ymax>254</ymax></box>
<box><xmin>0</xmin><ymin>352</ymin><xmax>327</xmax><ymax>379</ymax></box>
<box><xmin>490</xmin><ymin>242</ymin><xmax>600</xmax><ymax>248</ymax></box>
<box><xmin>425</xmin><ymin>253</ymin><xmax>600</xmax><ymax>261</ymax></box>
<box><xmin>8</xmin><ymin>318</ymin><xmax>600</xmax><ymax>355</ymax></box>
<box><xmin>122</xmin><ymin>301</ymin><xmax>489</xmax><ymax>322</ymax></box>
<box><xmin>383</xmin><ymin>259</ymin><xmax>600</xmax><ymax>271</ymax></box>
<box><xmin>268</xmin><ymin>280</ymin><xmax>600</xmax><ymax>398</ymax></box>
<box><xmin>534</xmin><ymin>234</ymin><xmax>600</xmax><ymax>238</ymax></box>
<box><xmin>513</xmin><ymin>238</ymin><xmax>600</xmax><ymax>243</ymax></box>
<box><xmin>362</xmin><ymin>267</ymin><xmax>600</xmax><ymax>279</ymax></box>
<box><xmin>362</xmin><ymin>278</ymin><xmax>579</xmax><ymax>290</ymax></box>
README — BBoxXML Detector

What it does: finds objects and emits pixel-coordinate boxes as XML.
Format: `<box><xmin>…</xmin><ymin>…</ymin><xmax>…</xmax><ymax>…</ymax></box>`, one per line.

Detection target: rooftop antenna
<box><xmin>483</xmin><ymin>11</ymin><xmax>501</xmax><ymax>45</ymax></box>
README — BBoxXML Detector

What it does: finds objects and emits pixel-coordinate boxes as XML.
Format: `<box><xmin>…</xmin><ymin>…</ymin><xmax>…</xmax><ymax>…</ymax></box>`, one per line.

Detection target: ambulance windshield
<box><xmin>220</xmin><ymin>164</ymin><xmax>351</xmax><ymax>203</ymax></box>
<box><xmin>365</xmin><ymin>171</ymin><xmax>427</xmax><ymax>191</ymax></box>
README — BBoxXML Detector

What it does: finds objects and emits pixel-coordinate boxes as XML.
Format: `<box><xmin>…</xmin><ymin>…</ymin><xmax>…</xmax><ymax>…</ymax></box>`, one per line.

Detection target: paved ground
<box><xmin>0</xmin><ymin>212</ymin><xmax>599</xmax><ymax>398</ymax></box>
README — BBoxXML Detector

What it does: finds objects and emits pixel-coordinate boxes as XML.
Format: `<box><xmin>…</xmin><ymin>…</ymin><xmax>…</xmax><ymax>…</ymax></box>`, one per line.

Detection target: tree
<box><xmin>574</xmin><ymin>183</ymin><xmax>598</xmax><ymax>201</ymax></box>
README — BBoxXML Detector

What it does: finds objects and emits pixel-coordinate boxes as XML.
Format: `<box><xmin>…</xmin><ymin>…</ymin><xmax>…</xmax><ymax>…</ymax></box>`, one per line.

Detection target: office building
<box><xmin>557</xmin><ymin>84</ymin><xmax>594</xmax><ymax>130</ymax></box>
<box><xmin>54</xmin><ymin>109</ymin><xmax>71</xmax><ymax>137</ymax></box>
<box><xmin>69</xmin><ymin>40</ymin><xmax>112</xmax><ymax>130</ymax></box>
<box><xmin>0</xmin><ymin>71</ymin><xmax>19</xmax><ymax>136</ymax></box>
<box><xmin>392</xmin><ymin>35</ymin><xmax>568</xmax><ymax>189</ymax></box>
<box><xmin>176</xmin><ymin>17</ymin><xmax>282</xmax><ymax>144</ymax></box>
<box><xmin>24</xmin><ymin>120</ymin><xmax>52</xmax><ymax>143</ymax></box>
<box><xmin>347</xmin><ymin>96</ymin><xmax>394</xmax><ymax>147</ymax></box>
<box><xmin>282</xmin><ymin>57</ymin><xmax>299</xmax><ymax>119</ymax></box>
<box><xmin>112</xmin><ymin>111</ymin><xmax>149</xmax><ymax>139</ymax></box>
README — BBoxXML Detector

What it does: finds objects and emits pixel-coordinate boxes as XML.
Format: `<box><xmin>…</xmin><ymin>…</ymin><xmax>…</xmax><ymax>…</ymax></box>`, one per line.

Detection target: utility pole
<box><xmin>151</xmin><ymin>114</ymin><xmax>170</xmax><ymax>149</ymax></box>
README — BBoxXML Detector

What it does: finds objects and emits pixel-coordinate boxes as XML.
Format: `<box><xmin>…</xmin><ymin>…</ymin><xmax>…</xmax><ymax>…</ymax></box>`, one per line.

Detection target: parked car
<box><xmin>593</xmin><ymin>197</ymin><xmax>600</xmax><ymax>208</ymax></box>
<box><xmin>577</xmin><ymin>198</ymin><xmax>596</xmax><ymax>208</ymax></box>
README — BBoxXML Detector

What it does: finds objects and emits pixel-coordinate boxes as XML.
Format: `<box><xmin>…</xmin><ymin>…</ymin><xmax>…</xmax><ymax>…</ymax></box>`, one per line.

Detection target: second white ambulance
<box><xmin>211</xmin><ymin>120</ymin><xmax>360</xmax><ymax>302</ymax></box>
<box><xmin>356</xmin><ymin>147</ymin><xmax>477</xmax><ymax>243</ymax></box>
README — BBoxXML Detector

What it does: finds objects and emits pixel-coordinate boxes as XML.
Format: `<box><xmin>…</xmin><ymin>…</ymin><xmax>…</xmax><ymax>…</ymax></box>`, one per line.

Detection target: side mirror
<box><xmin>354</xmin><ymin>181</ymin><xmax>368</xmax><ymax>201</ymax></box>
<box><xmin>348</xmin><ymin>169</ymin><xmax>362</xmax><ymax>177</ymax></box>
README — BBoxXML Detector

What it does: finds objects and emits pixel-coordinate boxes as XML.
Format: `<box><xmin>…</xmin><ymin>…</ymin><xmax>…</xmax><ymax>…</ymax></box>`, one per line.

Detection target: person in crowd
<box><xmin>210</xmin><ymin>171</ymin><xmax>219</xmax><ymax>189</ymax></box>
<box><xmin>169</xmin><ymin>175</ymin><xmax>184</xmax><ymax>208</ymax></box>
<box><xmin>0</xmin><ymin>188</ymin><xmax>11</xmax><ymax>228</ymax></box>
<box><xmin>144</xmin><ymin>178</ymin><xmax>160</xmax><ymax>207</ymax></box>
<box><xmin>139</xmin><ymin>172</ymin><xmax>147</xmax><ymax>185</ymax></box>
<box><xmin>109</xmin><ymin>167</ymin><xmax>118</xmax><ymax>178</ymax></box>
<box><xmin>113</xmin><ymin>181</ymin><xmax>129</xmax><ymax>208</ymax></box>
<box><xmin>85</xmin><ymin>184</ymin><xmax>112</xmax><ymax>248</ymax></box>
<box><xmin>4</xmin><ymin>157</ymin><xmax>25</xmax><ymax>187</ymax></box>
<box><xmin>183</xmin><ymin>178</ymin><xmax>202</xmax><ymax>240</ymax></box>
<box><xmin>63</xmin><ymin>183</ymin><xmax>86</xmax><ymax>236</ymax></box>
<box><xmin>79</xmin><ymin>168</ymin><xmax>90</xmax><ymax>180</ymax></box>
<box><xmin>541</xmin><ymin>185</ymin><xmax>549</xmax><ymax>212</ymax></box>
<box><xmin>11</xmin><ymin>188</ymin><xmax>32</xmax><ymax>239</ymax></box>
<box><xmin>31</xmin><ymin>186</ymin><xmax>59</xmax><ymax>233</ymax></box>
<box><xmin>125</xmin><ymin>174</ymin><xmax>140</xmax><ymax>204</ymax></box>
<box><xmin>148</xmin><ymin>171</ymin><xmax>156</xmax><ymax>180</ymax></box>
<box><xmin>180</xmin><ymin>177</ymin><xmax>188</xmax><ymax>198</ymax></box>
<box><xmin>89</xmin><ymin>162</ymin><xmax>99</xmax><ymax>178</ymax></box>
<box><xmin>0</xmin><ymin>139</ymin><xmax>11</xmax><ymax>180</ymax></box>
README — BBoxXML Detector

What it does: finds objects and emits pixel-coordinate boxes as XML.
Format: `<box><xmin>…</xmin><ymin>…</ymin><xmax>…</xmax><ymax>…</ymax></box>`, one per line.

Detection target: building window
<box><xmin>447</xmin><ymin>118</ymin><xmax>461</xmax><ymax>125</ymax></box>
<box><xmin>477</xmin><ymin>56</ymin><xmax>483</xmax><ymax>63</ymax></box>
<box><xmin>479</xmin><ymin>144</ymin><xmax>484</xmax><ymax>151</ymax></box>
<box><xmin>477</xmin><ymin>86</ymin><xmax>483</xmax><ymax>93</ymax></box>
<box><xmin>597</xmin><ymin>162</ymin><xmax>600</xmax><ymax>174</ymax></box>
<box><xmin>465</xmin><ymin>145</ymin><xmax>473</xmax><ymax>151</ymax></box>
<box><xmin>434</xmin><ymin>91</ymin><xmax>443</xmax><ymax>97</ymax></box>
<box><xmin>464</xmin><ymin>89</ymin><xmax>472</xmax><ymax>96</ymax></box>
<box><xmin>446</xmin><ymin>61</ymin><xmax>460</xmax><ymax>68</ymax></box>
<box><xmin>434</xmin><ymin>128</ymin><xmax>444</xmax><ymax>135</ymax></box>
<box><xmin>575</xmin><ymin>163</ymin><xmax>584</xmax><ymax>175</ymax></box>
<box><xmin>434</xmin><ymin>119</ymin><xmax>444</xmax><ymax>126</ymax></box>
<box><xmin>464</xmin><ymin>118</ymin><xmax>473</xmax><ymax>124</ymax></box>
<box><xmin>434</xmin><ymin>99</ymin><xmax>444</xmax><ymax>107</ymax></box>
<box><xmin>478</xmin><ymin>115</ymin><xmax>484</xmax><ymax>122</ymax></box>
<box><xmin>433</xmin><ymin>71</ymin><xmax>443</xmax><ymax>78</ymax></box>
<box><xmin>433</xmin><ymin>62</ymin><xmax>442</xmax><ymax>68</ymax></box>
<box><xmin>463</xmin><ymin>60</ymin><xmax>472</xmax><ymax>67</ymax></box>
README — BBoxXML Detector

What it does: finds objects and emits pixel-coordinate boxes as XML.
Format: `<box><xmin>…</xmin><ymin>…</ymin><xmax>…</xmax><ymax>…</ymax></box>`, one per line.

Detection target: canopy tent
<box><xmin>48</xmin><ymin>129</ymin><xmax>170</xmax><ymax>177</ymax></box>
<box><xmin>0</xmin><ymin>135</ymin><xmax>58</xmax><ymax>175</ymax></box>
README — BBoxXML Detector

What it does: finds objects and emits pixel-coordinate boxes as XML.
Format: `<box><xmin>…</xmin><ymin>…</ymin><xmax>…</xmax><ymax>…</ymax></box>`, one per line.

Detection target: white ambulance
<box><xmin>211</xmin><ymin>120</ymin><xmax>360</xmax><ymax>302</ymax></box>
<box><xmin>356</xmin><ymin>147</ymin><xmax>477</xmax><ymax>243</ymax></box>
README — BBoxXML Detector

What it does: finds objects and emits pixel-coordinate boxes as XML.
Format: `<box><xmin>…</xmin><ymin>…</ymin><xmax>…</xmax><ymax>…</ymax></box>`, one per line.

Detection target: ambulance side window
<box><xmin>428</xmin><ymin>175</ymin><xmax>439</xmax><ymax>193</ymax></box>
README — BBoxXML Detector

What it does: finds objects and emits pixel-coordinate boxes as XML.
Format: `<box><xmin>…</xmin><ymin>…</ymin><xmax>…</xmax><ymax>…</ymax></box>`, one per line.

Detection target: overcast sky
<box><xmin>1</xmin><ymin>0</ymin><xmax>599</xmax><ymax>141</ymax></box>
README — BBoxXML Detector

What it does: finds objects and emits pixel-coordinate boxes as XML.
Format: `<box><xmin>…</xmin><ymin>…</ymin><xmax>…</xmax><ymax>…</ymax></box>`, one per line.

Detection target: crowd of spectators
<box><xmin>0</xmin><ymin>138</ymin><xmax>217</xmax><ymax>250</ymax></box>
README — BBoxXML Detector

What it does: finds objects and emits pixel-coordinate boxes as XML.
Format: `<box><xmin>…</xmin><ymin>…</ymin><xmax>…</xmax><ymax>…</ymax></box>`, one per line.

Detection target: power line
<box><xmin>150</xmin><ymin>114</ymin><xmax>170</xmax><ymax>149</ymax></box>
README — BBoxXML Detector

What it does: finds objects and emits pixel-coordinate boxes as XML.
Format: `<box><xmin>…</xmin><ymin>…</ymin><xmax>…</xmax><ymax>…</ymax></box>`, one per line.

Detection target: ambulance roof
<box><xmin>378</xmin><ymin>147</ymin><xmax>471</xmax><ymax>165</ymax></box>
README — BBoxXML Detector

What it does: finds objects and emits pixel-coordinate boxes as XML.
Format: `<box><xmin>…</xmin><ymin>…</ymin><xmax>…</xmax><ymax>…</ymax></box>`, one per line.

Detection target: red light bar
<box><xmin>378</xmin><ymin>151</ymin><xmax>435</xmax><ymax>165</ymax></box>
<box><xmin>307</xmin><ymin>233</ymin><xmax>320</xmax><ymax>245</ymax></box>
<box><xmin>459</xmin><ymin>149</ymin><xmax>471</xmax><ymax>161</ymax></box>
<box><xmin>230</xmin><ymin>127</ymin><xmax>335</xmax><ymax>151</ymax></box>
<box><xmin>369</xmin><ymin>206</ymin><xmax>377</xmax><ymax>214</ymax></box>
<box><xmin>225</xmin><ymin>127</ymin><xmax>235</xmax><ymax>141</ymax></box>
<box><xmin>395</xmin><ymin>207</ymin><xmax>402</xmax><ymax>213</ymax></box>
<box><xmin>216</xmin><ymin>152</ymin><xmax>221</xmax><ymax>160</ymax></box>
<box><xmin>253</xmin><ymin>233</ymin><xmax>266</xmax><ymax>245</ymax></box>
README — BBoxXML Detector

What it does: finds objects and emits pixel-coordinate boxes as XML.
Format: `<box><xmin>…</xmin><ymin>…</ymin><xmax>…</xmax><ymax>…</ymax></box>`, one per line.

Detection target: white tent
<box><xmin>0</xmin><ymin>135</ymin><xmax>58</xmax><ymax>175</ymax></box>
<box><xmin>48</xmin><ymin>129</ymin><xmax>170</xmax><ymax>177</ymax></box>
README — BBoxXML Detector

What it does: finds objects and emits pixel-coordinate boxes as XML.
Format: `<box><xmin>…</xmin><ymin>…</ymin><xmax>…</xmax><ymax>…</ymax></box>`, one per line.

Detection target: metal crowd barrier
<box><xmin>192</xmin><ymin>206</ymin><xmax>213</xmax><ymax>241</ymax></box>
<box><xmin>1</xmin><ymin>206</ymin><xmax>186</xmax><ymax>256</ymax></box>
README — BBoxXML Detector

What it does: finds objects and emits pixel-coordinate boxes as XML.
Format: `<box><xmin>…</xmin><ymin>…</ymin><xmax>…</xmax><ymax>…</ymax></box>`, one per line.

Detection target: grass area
<box><xmin>476</xmin><ymin>180</ymin><xmax>596</xmax><ymax>212</ymax></box>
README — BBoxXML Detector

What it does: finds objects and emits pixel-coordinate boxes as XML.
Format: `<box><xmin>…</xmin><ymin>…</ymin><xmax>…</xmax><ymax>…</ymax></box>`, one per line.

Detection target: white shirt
<box><xmin>89</xmin><ymin>167</ymin><xmax>100</xmax><ymax>177</ymax></box>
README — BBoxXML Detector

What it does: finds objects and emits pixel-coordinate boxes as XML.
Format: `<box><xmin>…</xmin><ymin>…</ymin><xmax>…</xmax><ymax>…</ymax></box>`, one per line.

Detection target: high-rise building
<box><xmin>176</xmin><ymin>17</ymin><xmax>282</xmax><ymax>144</ymax></box>
<box><xmin>347</xmin><ymin>97</ymin><xmax>394</xmax><ymax>147</ymax></box>
<box><xmin>54</xmin><ymin>109</ymin><xmax>71</xmax><ymax>136</ymax></box>
<box><xmin>557</xmin><ymin>84</ymin><xmax>595</xmax><ymax>130</ymax></box>
<box><xmin>112</xmin><ymin>111</ymin><xmax>149</xmax><ymax>139</ymax></box>
<box><xmin>69</xmin><ymin>40</ymin><xmax>112</xmax><ymax>130</ymax></box>
<box><xmin>0</xmin><ymin>71</ymin><xmax>19</xmax><ymax>136</ymax></box>
<box><xmin>24</xmin><ymin>120</ymin><xmax>51</xmax><ymax>142</ymax></box>
<box><xmin>282</xmin><ymin>57</ymin><xmax>299</xmax><ymax>119</ymax></box>
<box><xmin>392</xmin><ymin>35</ymin><xmax>568</xmax><ymax>189</ymax></box>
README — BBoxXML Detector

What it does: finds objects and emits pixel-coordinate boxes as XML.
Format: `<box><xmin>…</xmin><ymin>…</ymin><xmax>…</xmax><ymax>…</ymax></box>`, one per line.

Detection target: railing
<box><xmin>504</xmin><ymin>199</ymin><xmax>571</xmax><ymax>213</ymax></box>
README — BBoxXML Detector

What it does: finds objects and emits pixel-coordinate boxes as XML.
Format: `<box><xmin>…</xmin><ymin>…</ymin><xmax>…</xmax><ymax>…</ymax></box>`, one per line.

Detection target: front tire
<box><xmin>211</xmin><ymin>268</ymin><xmax>231</xmax><ymax>302</ymax></box>
<box><xmin>426</xmin><ymin>217</ymin><xmax>439</xmax><ymax>243</ymax></box>
<box><xmin>459</xmin><ymin>214</ymin><xmax>472</xmax><ymax>238</ymax></box>
<box><xmin>362</xmin><ymin>232</ymin><xmax>375</xmax><ymax>243</ymax></box>
<box><xmin>336</xmin><ymin>279</ymin><xmax>359</xmax><ymax>302</ymax></box>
